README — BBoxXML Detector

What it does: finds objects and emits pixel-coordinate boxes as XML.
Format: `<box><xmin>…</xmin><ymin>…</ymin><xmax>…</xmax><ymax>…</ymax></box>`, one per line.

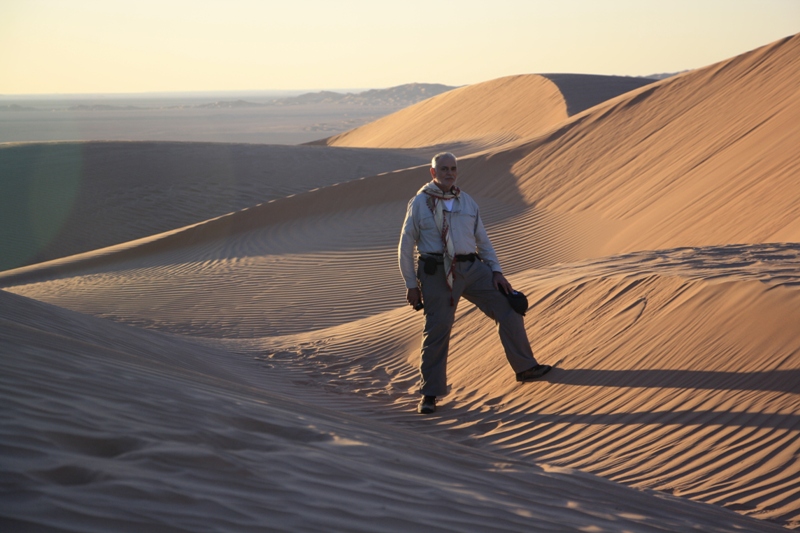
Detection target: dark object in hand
<box><xmin>414</xmin><ymin>302</ymin><xmax>424</xmax><ymax>311</ymax></box>
<box><xmin>500</xmin><ymin>287</ymin><xmax>528</xmax><ymax>316</ymax></box>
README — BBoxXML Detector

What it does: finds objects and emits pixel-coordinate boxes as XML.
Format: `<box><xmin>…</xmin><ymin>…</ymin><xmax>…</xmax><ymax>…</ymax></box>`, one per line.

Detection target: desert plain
<box><xmin>1</xmin><ymin>34</ymin><xmax>799</xmax><ymax>531</ymax></box>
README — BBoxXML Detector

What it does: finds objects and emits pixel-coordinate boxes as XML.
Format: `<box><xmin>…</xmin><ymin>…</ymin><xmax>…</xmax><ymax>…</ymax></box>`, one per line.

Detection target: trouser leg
<box><xmin>461</xmin><ymin>260</ymin><xmax>538</xmax><ymax>373</ymax></box>
<box><xmin>417</xmin><ymin>261</ymin><xmax>460</xmax><ymax>397</ymax></box>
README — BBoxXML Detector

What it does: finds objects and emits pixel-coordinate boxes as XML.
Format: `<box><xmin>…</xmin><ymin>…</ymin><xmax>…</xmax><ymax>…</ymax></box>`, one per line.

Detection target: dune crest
<box><xmin>0</xmin><ymin>142</ymin><xmax>429</xmax><ymax>271</ymax></box>
<box><xmin>318</xmin><ymin>74</ymin><xmax>653</xmax><ymax>151</ymax></box>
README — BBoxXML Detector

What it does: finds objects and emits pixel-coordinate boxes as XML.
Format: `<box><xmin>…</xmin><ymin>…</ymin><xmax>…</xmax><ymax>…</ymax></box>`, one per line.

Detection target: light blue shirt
<box><xmin>398</xmin><ymin>186</ymin><xmax>502</xmax><ymax>289</ymax></box>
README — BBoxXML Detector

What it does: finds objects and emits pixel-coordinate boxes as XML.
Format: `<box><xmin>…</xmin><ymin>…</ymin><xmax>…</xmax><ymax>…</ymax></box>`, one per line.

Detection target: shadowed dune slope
<box><xmin>2</xmin><ymin>289</ymin><xmax>782</xmax><ymax>533</ymax></box>
<box><xmin>316</xmin><ymin>74</ymin><xmax>654</xmax><ymax>151</ymax></box>
<box><xmin>3</xmin><ymin>35</ymin><xmax>800</xmax><ymax>530</ymax></box>
<box><xmin>541</xmin><ymin>73</ymin><xmax>659</xmax><ymax>116</ymax></box>
<box><xmin>0</xmin><ymin>141</ymin><xmax>428</xmax><ymax>271</ymax></box>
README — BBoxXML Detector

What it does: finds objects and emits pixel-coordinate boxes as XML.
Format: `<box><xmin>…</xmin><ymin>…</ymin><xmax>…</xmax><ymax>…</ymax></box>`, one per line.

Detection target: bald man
<box><xmin>398</xmin><ymin>152</ymin><xmax>551</xmax><ymax>414</ymax></box>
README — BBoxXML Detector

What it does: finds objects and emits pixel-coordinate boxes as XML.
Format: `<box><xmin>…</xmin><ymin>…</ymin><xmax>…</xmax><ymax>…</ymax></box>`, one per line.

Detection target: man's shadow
<box><xmin>530</xmin><ymin>367</ymin><xmax>800</xmax><ymax>430</ymax></box>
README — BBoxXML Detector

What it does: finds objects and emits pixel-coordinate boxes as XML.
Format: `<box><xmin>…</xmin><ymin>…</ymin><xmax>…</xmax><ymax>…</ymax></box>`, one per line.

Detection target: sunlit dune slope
<box><xmin>488</xmin><ymin>34</ymin><xmax>800</xmax><ymax>253</ymax></box>
<box><xmin>3</xmin><ymin>34</ymin><xmax>800</xmax><ymax>530</ymax></box>
<box><xmin>3</xmin><ymin>289</ymin><xmax>780</xmax><ymax>533</ymax></box>
<box><xmin>0</xmin><ymin>141</ymin><xmax>428</xmax><ymax>271</ymax></box>
<box><xmin>315</xmin><ymin>74</ymin><xmax>654</xmax><ymax>150</ymax></box>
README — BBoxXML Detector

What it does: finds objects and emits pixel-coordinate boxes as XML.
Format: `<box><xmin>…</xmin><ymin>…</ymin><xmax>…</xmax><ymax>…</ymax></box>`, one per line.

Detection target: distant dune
<box><xmin>2</xmin><ymin>35</ymin><xmax>799</xmax><ymax>531</ymax></box>
<box><xmin>282</xmin><ymin>82</ymin><xmax>457</xmax><ymax>107</ymax></box>
<box><xmin>314</xmin><ymin>73</ymin><xmax>654</xmax><ymax>151</ymax></box>
<box><xmin>95</xmin><ymin>83</ymin><xmax>458</xmax><ymax>110</ymax></box>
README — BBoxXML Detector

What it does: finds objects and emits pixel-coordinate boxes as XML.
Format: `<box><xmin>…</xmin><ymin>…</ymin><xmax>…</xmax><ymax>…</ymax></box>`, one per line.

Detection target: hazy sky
<box><xmin>1</xmin><ymin>0</ymin><xmax>798</xmax><ymax>94</ymax></box>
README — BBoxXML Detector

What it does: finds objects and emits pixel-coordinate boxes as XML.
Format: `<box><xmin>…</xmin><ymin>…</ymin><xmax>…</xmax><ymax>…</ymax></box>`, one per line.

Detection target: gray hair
<box><xmin>431</xmin><ymin>152</ymin><xmax>457</xmax><ymax>168</ymax></box>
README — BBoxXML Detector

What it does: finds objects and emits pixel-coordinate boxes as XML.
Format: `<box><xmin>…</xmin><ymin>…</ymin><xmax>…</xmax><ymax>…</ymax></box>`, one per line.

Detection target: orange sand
<box><xmin>2</xmin><ymin>34</ymin><xmax>798</xmax><ymax>531</ymax></box>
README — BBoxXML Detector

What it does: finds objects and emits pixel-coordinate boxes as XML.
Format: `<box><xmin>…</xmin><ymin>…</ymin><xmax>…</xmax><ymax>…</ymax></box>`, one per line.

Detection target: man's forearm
<box><xmin>475</xmin><ymin>219</ymin><xmax>502</xmax><ymax>273</ymax></box>
<box><xmin>399</xmin><ymin>201</ymin><xmax>420</xmax><ymax>288</ymax></box>
<box><xmin>398</xmin><ymin>225</ymin><xmax>419</xmax><ymax>289</ymax></box>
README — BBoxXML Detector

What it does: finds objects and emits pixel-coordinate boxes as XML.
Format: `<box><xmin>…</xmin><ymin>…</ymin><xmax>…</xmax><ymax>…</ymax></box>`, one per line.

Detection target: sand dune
<box><xmin>0</xmin><ymin>141</ymin><xmax>428</xmax><ymax>271</ymax></box>
<box><xmin>2</xmin><ymin>34</ymin><xmax>800</xmax><ymax>531</ymax></box>
<box><xmin>2</xmin><ymin>289</ymin><xmax>783</xmax><ymax>532</ymax></box>
<box><xmin>315</xmin><ymin>74</ymin><xmax>654</xmax><ymax>151</ymax></box>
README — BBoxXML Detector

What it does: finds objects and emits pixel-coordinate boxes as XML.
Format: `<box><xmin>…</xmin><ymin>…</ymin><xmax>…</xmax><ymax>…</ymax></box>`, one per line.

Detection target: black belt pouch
<box><xmin>423</xmin><ymin>256</ymin><xmax>438</xmax><ymax>275</ymax></box>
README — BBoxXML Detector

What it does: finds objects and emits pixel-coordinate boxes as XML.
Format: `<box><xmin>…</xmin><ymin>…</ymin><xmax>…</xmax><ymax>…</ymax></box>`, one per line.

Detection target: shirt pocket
<box><xmin>419</xmin><ymin>211</ymin><xmax>437</xmax><ymax>231</ymax></box>
<box><xmin>452</xmin><ymin>211</ymin><xmax>476</xmax><ymax>228</ymax></box>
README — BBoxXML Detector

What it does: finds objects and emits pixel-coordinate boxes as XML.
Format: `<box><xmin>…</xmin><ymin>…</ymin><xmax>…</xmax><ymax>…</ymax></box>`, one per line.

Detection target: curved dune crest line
<box><xmin>540</xmin><ymin>73</ymin><xmax>660</xmax><ymax>116</ymax></box>
<box><xmin>0</xmin><ymin>164</ymin><xmax>428</xmax><ymax>286</ymax></box>
<box><xmin>318</xmin><ymin>74</ymin><xmax>653</xmax><ymax>151</ymax></box>
<box><xmin>0</xmin><ymin>159</ymin><xmax>600</xmax><ymax>338</ymax></box>
<box><xmin>0</xmin><ymin>190</ymin><xmax>534</xmax><ymax>337</ymax></box>
<box><xmin>0</xmin><ymin>153</ymin><xmax>535</xmax><ymax>291</ymax></box>
<box><xmin>0</xmin><ymin>141</ymin><xmax>430</xmax><ymax>271</ymax></box>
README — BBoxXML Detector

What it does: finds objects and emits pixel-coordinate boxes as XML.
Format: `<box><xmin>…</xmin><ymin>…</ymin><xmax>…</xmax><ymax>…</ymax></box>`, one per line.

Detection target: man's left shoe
<box><xmin>417</xmin><ymin>395</ymin><xmax>436</xmax><ymax>414</ymax></box>
<box><xmin>516</xmin><ymin>364</ymin><xmax>552</xmax><ymax>382</ymax></box>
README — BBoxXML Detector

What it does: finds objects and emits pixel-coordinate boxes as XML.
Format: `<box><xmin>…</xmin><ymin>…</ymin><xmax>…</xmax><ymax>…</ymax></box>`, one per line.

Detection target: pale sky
<box><xmin>1</xmin><ymin>0</ymin><xmax>798</xmax><ymax>94</ymax></box>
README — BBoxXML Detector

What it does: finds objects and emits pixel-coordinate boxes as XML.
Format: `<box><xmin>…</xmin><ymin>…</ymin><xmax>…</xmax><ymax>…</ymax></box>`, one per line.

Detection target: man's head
<box><xmin>430</xmin><ymin>152</ymin><xmax>458</xmax><ymax>192</ymax></box>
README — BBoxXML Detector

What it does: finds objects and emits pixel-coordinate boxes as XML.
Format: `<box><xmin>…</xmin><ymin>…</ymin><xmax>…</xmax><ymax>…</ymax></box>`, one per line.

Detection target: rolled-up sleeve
<box><xmin>398</xmin><ymin>198</ymin><xmax>420</xmax><ymax>289</ymax></box>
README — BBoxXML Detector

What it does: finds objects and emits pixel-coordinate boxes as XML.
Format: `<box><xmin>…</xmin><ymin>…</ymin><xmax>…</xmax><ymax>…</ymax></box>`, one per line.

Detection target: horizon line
<box><xmin>0</xmin><ymin>72</ymin><xmax>675</xmax><ymax>99</ymax></box>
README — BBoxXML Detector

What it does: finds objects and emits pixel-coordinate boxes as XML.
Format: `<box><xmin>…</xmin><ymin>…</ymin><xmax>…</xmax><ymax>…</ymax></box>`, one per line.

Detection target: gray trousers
<box><xmin>417</xmin><ymin>257</ymin><xmax>538</xmax><ymax>396</ymax></box>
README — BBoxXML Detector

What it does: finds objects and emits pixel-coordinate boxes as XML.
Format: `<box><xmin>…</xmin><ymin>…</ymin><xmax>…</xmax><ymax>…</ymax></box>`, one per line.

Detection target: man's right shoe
<box><xmin>516</xmin><ymin>364</ymin><xmax>552</xmax><ymax>382</ymax></box>
<box><xmin>417</xmin><ymin>395</ymin><xmax>436</xmax><ymax>414</ymax></box>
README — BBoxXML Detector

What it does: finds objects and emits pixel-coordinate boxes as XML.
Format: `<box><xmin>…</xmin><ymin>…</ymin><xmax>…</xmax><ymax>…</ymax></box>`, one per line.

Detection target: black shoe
<box><xmin>417</xmin><ymin>395</ymin><xmax>436</xmax><ymax>414</ymax></box>
<box><xmin>516</xmin><ymin>364</ymin><xmax>552</xmax><ymax>382</ymax></box>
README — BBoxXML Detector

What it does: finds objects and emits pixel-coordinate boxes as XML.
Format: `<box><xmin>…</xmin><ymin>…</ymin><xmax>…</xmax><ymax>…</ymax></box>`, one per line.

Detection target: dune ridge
<box><xmin>0</xmin><ymin>141</ymin><xmax>430</xmax><ymax>271</ymax></box>
<box><xmin>3</xmin><ymin>34</ymin><xmax>800</xmax><ymax>530</ymax></box>
<box><xmin>316</xmin><ymin>74</ymin><xmax>654</xmax><ymax>151</ymax></box>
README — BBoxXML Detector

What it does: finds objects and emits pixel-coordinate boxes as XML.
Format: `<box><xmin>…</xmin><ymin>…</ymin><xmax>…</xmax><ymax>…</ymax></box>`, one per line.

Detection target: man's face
<box><xmin>430</xmin><ymin>155</ymin><xmax>458</xmax><ymax>192</ymax></box>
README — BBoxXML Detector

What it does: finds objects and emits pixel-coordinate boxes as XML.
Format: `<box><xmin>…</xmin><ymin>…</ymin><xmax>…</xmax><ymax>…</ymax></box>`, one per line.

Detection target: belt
<box><xmin>420</xmin><ymin>253</ymin><xmax>479</xmax><ymax>263</ymax></box>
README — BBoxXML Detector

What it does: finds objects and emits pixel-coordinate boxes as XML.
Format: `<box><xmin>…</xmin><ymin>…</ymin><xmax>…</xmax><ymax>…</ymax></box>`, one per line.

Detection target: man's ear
<box><xmin>429</xmin><ymin>166</ymin><xmax>436</xmax><ymax>180</ymax></box>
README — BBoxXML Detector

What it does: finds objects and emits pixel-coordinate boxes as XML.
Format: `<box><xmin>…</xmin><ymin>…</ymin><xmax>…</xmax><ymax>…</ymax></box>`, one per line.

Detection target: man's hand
<box><xmin>493</xmin><ymin>271</ymin><xmax>513</xmax><ymax>294</ymax></box>
<box><xmin>406</xmin><ymin>288</ymin><xmax>422</xmax><ymax>309</ymax></box>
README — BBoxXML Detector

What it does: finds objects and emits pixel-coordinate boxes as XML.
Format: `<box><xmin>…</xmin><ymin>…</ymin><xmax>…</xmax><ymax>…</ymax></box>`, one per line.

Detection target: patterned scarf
<box><xmin>420</xmin><ymin>181</ymin><xmax>461</xmax><ymax>292</ymax></box>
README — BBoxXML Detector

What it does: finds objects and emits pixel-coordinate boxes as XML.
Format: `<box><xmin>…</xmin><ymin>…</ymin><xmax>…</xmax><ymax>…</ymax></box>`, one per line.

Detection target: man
<box><xmin>398</xmin><ymin>152</ymin><xmax>551</xmax><ymax>415</ymax></box>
